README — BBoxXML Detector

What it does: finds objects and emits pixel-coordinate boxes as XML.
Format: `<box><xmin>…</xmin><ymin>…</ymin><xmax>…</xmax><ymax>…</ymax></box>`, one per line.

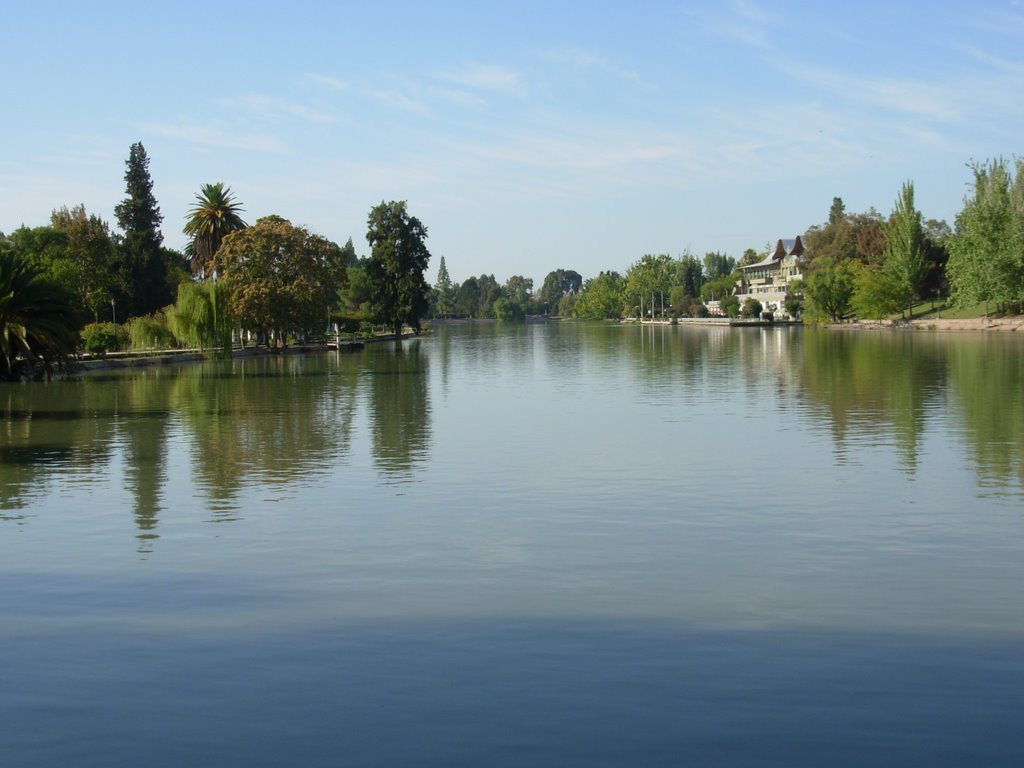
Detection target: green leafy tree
<box><xmin>803</xmin><ymin>258</ymin><xmax>855</xmax><ymax>322</ymax></box>
<box><xmin>213</xmin><ymin>215</ymin><xmax>347</xmax><ymax>345</ymax></box>
<box><xmin>475</xmin><ymin>274</ymin><xmax>503</xmax><ymax>317</ymax></box>
<box><xmin>851</xmin><ymin>263</ymin><xmax>901</xmax><ymax>319</ymax></box>
<box><xmin>457</xmin><ymin>276</ymin><xmax>481</xmax><ymax>317</ymax></box>
<box><xmin>114</xmin><ymin>142</ymin><xmax>171</xmax><ymax>317</ymax></box>
<box><xmin>574</xmin><ymin>271</ymin><xmax>626</xmax><ymax>319</ymax></box>
<box><xmin>0</xmin><ymin>251</ymin><xmax>79</xmax><ymax>379</ymax></box>
<box><xmin>538</xmin><ymin>268</ymin><xmax>582</xmax><ymax>314</ymax></box>
<box><xmin>740</xmin><ymin>297</ymin><xmax>763</xmax><ymax>318</ymax></box>
<box><xmin>703</xmin><ymin>251</ymin><xmax>736</xmax><ymax>281</ymax></box>
<box><xmin>881</xmin><ymin>181</ymin><xmax>928</xmax><ymax>318</ymax></box>
<box><xmin>675</xmin><ymin>253</ymin><xmax>704</xmax><ymax>299</ymax></box>
<box><xmin>433</xmin><ymin>256</ymin><xmax>456</xmax><ymax>317</ymax></box>
<box><xmin>493</xmin><ymin>297</ymin><xmax>526</xmax><ymax>322</ymax></box>
<box><xmin>50</xmin><ymin>205</ymin><xmax>118</xmax><ymax>322</ymax></box>
<box><xmin>182</xmin><ymin>182</ymin><xmax>247</xmax><ymax>279</ymax></box>
<box><xmin>625</xmin><ymin>254</ymin><xmax>674</xmax><ymax>317</ymax></box>
<box><xmin>365</xmin><ymin>200</ymin><xmax>432</xmax><ymax>337</ymax></box>
<box><xmin>504</xmin><ymin>275</ymin><xmax>534</xmax><ymax>309</ymax></box>
<box><xmin>947</xmin><ymin>158</ymin><xmax>1024</xmax><ymax>314</ymax></box>
<box><xmin>166</xmin><ymin>280</ymin><xmax>233</xmax><ymax>352</ymax></box>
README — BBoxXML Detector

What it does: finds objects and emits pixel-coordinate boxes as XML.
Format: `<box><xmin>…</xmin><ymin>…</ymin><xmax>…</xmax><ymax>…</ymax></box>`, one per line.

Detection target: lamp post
<box><xmin>110</xmin><ymin>298</ymin><xmax>116</xmax><ymax>326</ymax></box>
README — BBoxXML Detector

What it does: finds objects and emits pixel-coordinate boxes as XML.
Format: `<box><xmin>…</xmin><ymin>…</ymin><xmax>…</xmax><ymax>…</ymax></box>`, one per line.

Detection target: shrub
<box><xmin>741</xmin><ymin>298</ymin><xmax>763</xmax><ymax>318</ymax></box>
<box><xmin>81</xmin><ymin>322</ymin><xmax>124</xmax><ymax>356</ymax></box>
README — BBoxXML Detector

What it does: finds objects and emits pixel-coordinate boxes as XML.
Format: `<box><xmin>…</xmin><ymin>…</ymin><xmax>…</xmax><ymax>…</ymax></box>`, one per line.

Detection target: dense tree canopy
<box><xmin>365</xmin><ymin>200</ymin><xmax>432</xmax><ymax>337</ymax></box>
<box><xmin>0</xmin><ymin>251</ymin><xmax>79</xmax><ymax>379</ymax></box>
<box><xmin>574</xmin><ymin>271</ymin><xmax>626</xmax><ymax>319</ymax></box>
<box><xmin>212</xmin><ymin>215</ymin><xmax>347</xmax><ymax>344</ymax></box>
<box><xmin>538</xmin><ymin>268</ymin><xmax>582</xmax><ymax>314</ymax></box>
<box><xmin>881</xmin><ymin>181</ymin><xmax>928</xmax><ymax>318</ymax></box>
<box><xmin>947</xmin><ymin>158</ymin><xmax>1024</xmax><ymax>313</ymax></box>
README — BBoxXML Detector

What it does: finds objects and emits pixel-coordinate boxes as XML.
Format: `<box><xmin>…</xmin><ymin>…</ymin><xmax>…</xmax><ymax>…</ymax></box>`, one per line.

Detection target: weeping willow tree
<box><xmin>166</xmin><ymin>280</ymin><xmax>233</xmax><ymax>353</ymax></box>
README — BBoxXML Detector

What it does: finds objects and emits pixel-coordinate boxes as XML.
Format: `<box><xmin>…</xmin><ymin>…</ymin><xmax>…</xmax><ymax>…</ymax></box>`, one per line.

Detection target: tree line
<box><xmin>3</xmin><ymin>145</ymin><xmax>1022</xmax><ymax>377</ymax></box>
<box><xmin>0</xmin><ymin>143</ymin><xmax>433</xmax><ymax>378</ymax></box>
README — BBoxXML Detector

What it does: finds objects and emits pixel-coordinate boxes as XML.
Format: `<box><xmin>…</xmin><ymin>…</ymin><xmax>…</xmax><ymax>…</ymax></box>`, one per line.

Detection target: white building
<box><xmin>735</xmin><ymin>237</ymin><xmax>805</xmax><ymax>317</ymax></box>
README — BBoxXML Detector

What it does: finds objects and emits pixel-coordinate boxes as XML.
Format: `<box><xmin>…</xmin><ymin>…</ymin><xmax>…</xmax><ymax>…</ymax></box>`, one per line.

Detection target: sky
<box><xmin>2</xmin><ymin>1</ymin><xmax>1022</xmax><ymax>285</ymax></box>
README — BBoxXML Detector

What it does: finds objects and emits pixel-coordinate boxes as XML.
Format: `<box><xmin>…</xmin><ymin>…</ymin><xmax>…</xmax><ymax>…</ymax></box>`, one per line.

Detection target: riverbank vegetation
<box><xmin>1</xmin><ymin>145</ymin><xmax>1021</xmax><ymax>377</ymax></box>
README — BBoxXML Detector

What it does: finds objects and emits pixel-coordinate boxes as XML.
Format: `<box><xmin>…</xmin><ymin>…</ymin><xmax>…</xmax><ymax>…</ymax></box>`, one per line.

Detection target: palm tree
<box><xmin>182</xmin><ymin>183</ymin><xmax>247</xmax><ymax>279</ymax></box>
<box><xmin>0</xmin><ymin>251</ymin><xmax>79</xmax><ymax>379</ymax></box>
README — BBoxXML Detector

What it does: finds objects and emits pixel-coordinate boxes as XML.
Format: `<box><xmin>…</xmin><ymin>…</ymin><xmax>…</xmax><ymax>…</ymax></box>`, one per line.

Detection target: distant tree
<box><xmin>338</xmin><ymin>263</ymin><xmax>372</xmax><ymax>318</ymax></box>
<box><xmin>50</xmin><ymin>205</ymin><xmax>118</xmax><ymax>322</ymax></box>
<box><xmin>740</xmin><ymin>297</ymin><xmax>763</xmax><ymax>318</ymax></box>
<box><xmin>828</xmin><ymin>196</ymin><xmax>846</xmax><ymax>226</ymax></box>
<box><xmin>947</xmin><ymin>158</ymin><xmax>1024</xmax><ymax>314</ymax></box>
<box><xmin>476</xmin><ymin>274</ymin><xmax>503</xmax><ymax>317</ymax></box>
<box><xmin>456</xmin><ymin>276</ymin><xmax>481</xmax><ymax>317</ymax></box>
<box><xmin>881</xmin><ymin>181</ymin><xmax>928</xmax><ymax>318</ymax></box>
<box><xmin>538</xmin><ymin>268</ymin><xmax>582</xmax><ymax>314</ymax></box>
<box><xmin>574</xmin><ymin>270</ymin><xmax>626</xmax><ymax>319</ymax></box>
<box><xmin>433</xmin><ymin>256</ymin><xmax>456</xmax><ymax>317</ymax></box>
<box><xmin>803</xmin><ymin>258</ymin><xmax>855</xmax><ymax>322</ymax></box>
<box><xmin>624</xmin><ymin>255</ymin><xmax>674</xmax><ymax>316</ymax></box>
<box><xmin>213</xmin><ymin>215</ymin><xmax>347</xmax><ymax>344</ymax></box>
<box><xmin>703</xmin><ymin>251</ymin><xmax>736</xmax><ymax>281</ymax></box>
<box><xmin>738</xmin><ymin>248</ymin><xmax>761</xmax><ymax>267</ymax></box>
<box><xmin>851</xmin><ymin>263</ymin><xmax>901</xmax><ymax>319</ymax></box>
<box><xmin>493</xmin><ymin>296</ymin><xmax>526</xmax><ymax>322</ymax></box>
<box><xmin>114</xmin><ymin>142</ymin><xmax>169</xmax><ymax>316</ymax></box>
<box><xmin>504</xmin><ymin>275</ymin><xmax>534</xmax><ymax>308</ymax></box>
<box><xmin>676</xmin><ymin>252</ymin><xmax>704</xmax><ymax>298</ymax></box>
<box><xmin>365</xmin><ymin>200</ymin><xmax>432</xmax><ymax>337</ymax></box>
<box><xmin>182</xmin><ymin>182</ymin><xmax>247</xmax><ymax>279</ymax></box>
<box><xmin>0</xmin><ymin>251</ymin><xmax>79</xmax><ymax>379</ymax></box>
<box><xmin>166</xmin><ymin>280</ymin><xmax>233</xmax><ymax>352</ymax></box>
<box><xmin>340</xmin><ymin>237</ymin><xmax>359</xmax><ymax>267</ymax></box>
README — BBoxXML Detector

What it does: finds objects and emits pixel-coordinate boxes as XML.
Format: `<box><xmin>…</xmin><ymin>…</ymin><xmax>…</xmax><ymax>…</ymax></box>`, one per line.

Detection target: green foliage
<box><xmin>740</xmin><ymin>297</ymin><xmax>763</xmax><ymax>318</ymax></box>
<box><xmin>493</xmin><ymin>297</ymin><xmax>526</xmax><ymax>322</ymax></box>
<box><xmin>947</xmin><ymin>158</ymin><xmax>1024</xmax><ymax>314</ymax></box>
<box><xmin>456</xmin><ymin>277</ymin><xmax>480</xmax><ymax>317</ymax></box>
<box><xmin>0</xmin><ymin>251</ymin><xmax>80</xmax><ymax>378</ymax></box>
<box><xmin>557</xmin><ymin>291</ymin><xmax>577</xmax><ymax>316</ymax></box>
<box><xmin>182</xmin><ymin>182</ymin><xmax>246</xmax><ymax>278</ymax></box>
<box><xmin>803</xmin><ymin>259</ymin><xmax>855</xmax><ymax>322</ymax></box>
<box><xmin>81</xmin><ymin>322</ymin><xmax>124</xmax><ymax>356</ymax></box>
<box><xmin>703</xmin><ymin>251</ymin><xmax>736</xmax><ymax>281</ymax></box>
<box><xmin>881</xmin><ymin>181</ymin><xmax>929</xmax><ymax>317</ymax></box>
<box><xmin>700</xmin><ymin>273</ymin><xmax>739</xmax><ymax>303</ymax></box>
<box><xmin>804</xmin><ymin>205</ymin><xmax>886</xmax><ymax>266</ymax></box>
<box><xmin>574</xmin><ymin>271</ymin><xmax>626</xmax><ymax>319</ymax></box>
<box><xmin>721</xmin><ymin>295</ymin><xmax>740</xmax><ymax>317</ymax></box>
<box><xmin>783</xmin><ymin>292</ymin><xmax>803</xmax><ymax>318</ymax></box>
<box><xmin>128</xmin><ymin>311</ymin><xmax>176</xmax><ymax>351</ymax></box>
<box><xmin>365</xmin><ymin>201</ymin><xmax>432</xmax><ymax>336</ymax></box>
<box><xmin>114</xmin><ymin>142</ymin><xmax>170</xmax><ymax>317</ymax></box>
<box><xmin>625</xmin><ymin>254</ymin><xmax>675</xmax><ymax>314</ymax></box>
<box><xmin>851</xmin><ymin>263</ymin><xmax>902</xmax><ymax>320</ymax></box>
<box><xmin>339</xmin><ymin>264</ymin><xmax>372</xmax><ymax>319</ymax></box>
<box><xmin>475</xmin><ymin>274</ymin><xmax>503</xmax><ymax>317</ymax></box>
<box><xmin>538</xmin><ymin>268</ymin><xmax>582</xmax><ymax>313</ymax></box>
<box><xmin>215</xmin><ymin>215</ymin><xmax>347</xmax><ymax>344</ymax></box>
<box><xmin>433</xmin><ymin>256</ymin><xmax>456</xmax><ymax>317</ymax></box>
<box><xmin>504</xmin><ymin>275</ymin><xmax>534</xmax><ymax>309</ymax></box>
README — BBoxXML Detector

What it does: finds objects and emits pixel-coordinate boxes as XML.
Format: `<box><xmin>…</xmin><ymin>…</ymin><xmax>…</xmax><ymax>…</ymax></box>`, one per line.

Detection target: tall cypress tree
<box><xmin>114</xmin><ymin>142</ymin><xmax>168</xmax><ymax>317</ymax></box>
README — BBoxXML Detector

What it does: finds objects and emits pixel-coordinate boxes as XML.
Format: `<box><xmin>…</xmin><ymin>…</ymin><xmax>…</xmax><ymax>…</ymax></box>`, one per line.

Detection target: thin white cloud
<box><xmin>140</xmin><ymin>119</ymin><xmax>289</xmax><ymax>153</ymax></box>
<box><xmin>220</xmin><ymin>94</ymin><xmax>346</xmax><ymax>125</ymax></box>
<box><xmin>682</xmin><ymin>0</ymin><xmax>782</xmax><ymax>50</ymax></box>
<box><xmin>543</xmin><ymin>48</ymin><xmax>654</xmax><ymax>91</ymax></box>
<box><xmin>366</xmin><ymin>87</ymin><xmax>429</xmax><ymax>115</ymax></box>
<box><xmin>443</xmin><ymin>64</ymin><xmax>523</xmax><ymax>93</ymax></box>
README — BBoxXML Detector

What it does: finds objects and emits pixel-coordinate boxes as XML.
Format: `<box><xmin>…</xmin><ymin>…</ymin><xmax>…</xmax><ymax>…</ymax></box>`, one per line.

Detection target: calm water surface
<box><xmin>2</xmin><ymin>322</ymin><xmax>1022</xmax><ymax>766</ymax></box>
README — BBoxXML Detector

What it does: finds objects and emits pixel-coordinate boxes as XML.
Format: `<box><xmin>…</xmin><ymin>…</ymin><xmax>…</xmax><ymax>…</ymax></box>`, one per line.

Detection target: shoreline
<box><xmin>828</xmin><ymin>317</ymin><xmax>1024</xmax><ymax>332</ymax></box>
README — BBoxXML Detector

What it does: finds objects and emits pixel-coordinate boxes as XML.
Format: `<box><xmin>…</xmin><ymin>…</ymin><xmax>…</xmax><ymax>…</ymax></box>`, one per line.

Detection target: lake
<box><xmin>2</xmin><ymin>321</ymin><xmax>1022</xmax><ymax>766</ymax></box>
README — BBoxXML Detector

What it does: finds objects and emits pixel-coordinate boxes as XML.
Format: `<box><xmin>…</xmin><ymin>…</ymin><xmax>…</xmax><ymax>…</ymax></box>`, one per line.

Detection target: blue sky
<box><xmin>2</xmin><ymin>1</ymin><xmax>1022</xmax><ymax>285</ymax></box>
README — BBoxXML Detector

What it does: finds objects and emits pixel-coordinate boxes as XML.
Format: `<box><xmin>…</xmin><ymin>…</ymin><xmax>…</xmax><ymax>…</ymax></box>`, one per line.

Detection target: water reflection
<box><xmin>366</xmin><ymin>341</ymin><xmax>432</xmax><ymax>483</ymax></box>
